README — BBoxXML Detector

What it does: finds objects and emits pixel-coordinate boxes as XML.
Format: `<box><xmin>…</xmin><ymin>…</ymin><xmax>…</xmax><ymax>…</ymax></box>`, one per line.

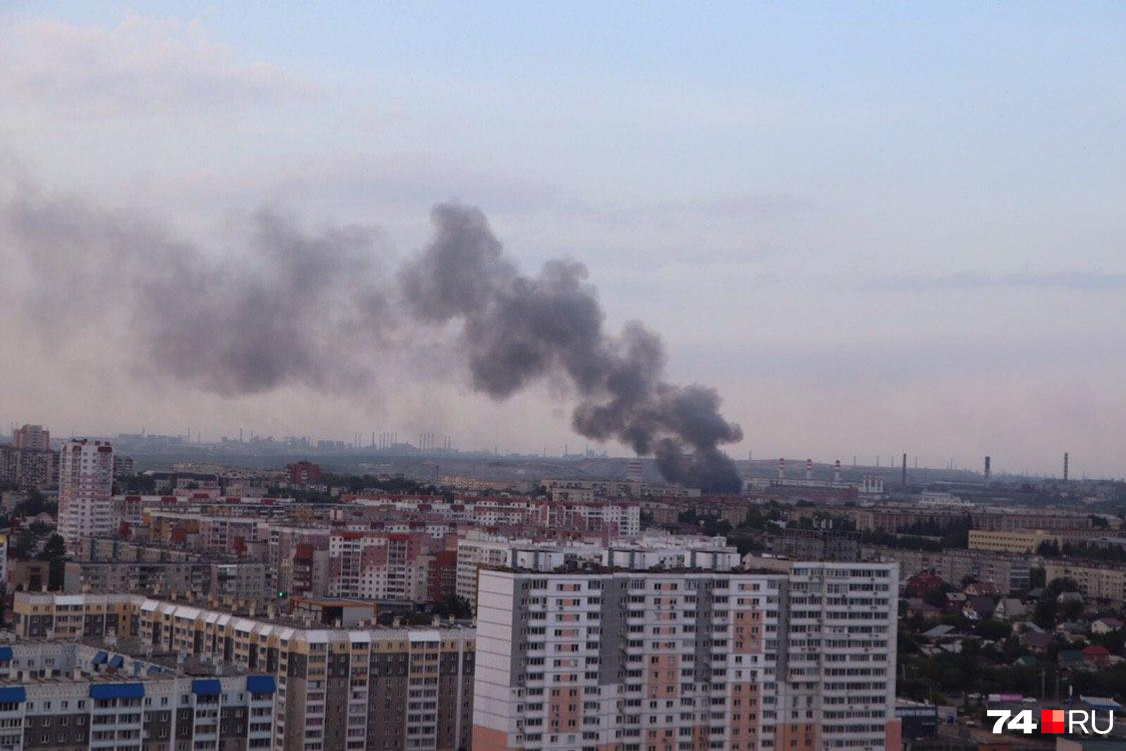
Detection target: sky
<box><xmin>1</xmin><ymin>2</ymin><xmax>1124</xmax><ymax>478</ymax></box>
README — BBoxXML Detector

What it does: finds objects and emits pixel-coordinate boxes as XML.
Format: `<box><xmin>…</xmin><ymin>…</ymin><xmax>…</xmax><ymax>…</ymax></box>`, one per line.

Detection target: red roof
<box><xmin>1083</xmin><ymin>645</ymin><xmax>1111</xmax><ymax>657</ymax></box>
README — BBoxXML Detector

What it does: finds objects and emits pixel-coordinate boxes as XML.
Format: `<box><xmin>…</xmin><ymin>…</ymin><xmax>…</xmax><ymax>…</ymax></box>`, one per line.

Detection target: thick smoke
<box><xmin>3</xmin><ymin>191</ymin><xmax>394</xmax><ymax>395</ymax></box>
<box><xmin>400</xmin><ymin>204</ymin><xmax>744</xmax><ymax>492</ymax></box>
<box><xmin>2</xmin><ymin>190</ymin><xmax>743</xmax><ymax>491</ymax></box>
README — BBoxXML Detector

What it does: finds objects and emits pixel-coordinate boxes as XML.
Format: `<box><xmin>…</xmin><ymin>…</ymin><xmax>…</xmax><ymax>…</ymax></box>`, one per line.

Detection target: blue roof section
<box><xmin>246</xmin><ymin>676</ymin><xmax>276</xmax><ymax>694</ymax></box>
<box><xmin>192</xmin><ymin>679</ymin><xmax>222</xmax><ymax>696</ymax></box>
<box><xmin>89</xmin><ymin>683</ymin><xmax>145</xmax><ymax>700</ymax></box>
<box><xmin>92</xmin><ymin>651</ymin><xmax>108</xmax><ymax>665</ymax></box>
<box><xmin>132</xmin><ymin>663</ymin><xmax>143</xmax><ymax>675</ymax></box>
<box><xmin>108</xmin><ymin>655</ymin><xmax>125</xmax><ymax>669</ymax></box>
<box><xmin>0</xmin><ymin>687</ymin><xmax>27</xmax><ymax>703</ymax></box>
<box><xmin>0</xmin><ymin>647</ymin><xmax>13</xmax><ymax>661</ymax></box>
<box><xmin>147</xmin><ymin>666</ymin><xmax>161</xmax><ymax>675</ymax></box>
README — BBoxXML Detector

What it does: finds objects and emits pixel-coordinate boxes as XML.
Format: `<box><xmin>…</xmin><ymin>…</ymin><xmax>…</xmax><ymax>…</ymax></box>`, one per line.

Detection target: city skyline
<box><xmin>2</xmin><ymin>4</ymin><xmax>1125</xmax><ymax>477</ymax></box>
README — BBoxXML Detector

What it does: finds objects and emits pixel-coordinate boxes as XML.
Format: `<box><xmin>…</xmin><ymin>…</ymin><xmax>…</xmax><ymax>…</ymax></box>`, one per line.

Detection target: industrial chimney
<box><xmin>804</xmin><ymin>459</ymin><xmax>813</xmax><ymax>481</ymax></box>
<box><xmin>984</xmin><ymin>456</ymin><xmax>992</xmax><ymax>485</ymax></box>
<box><xmin>1064</xmin><ymin>452</ymin><xmax>1070</xmax><ymax>482</ymax></box>
<box><xmin>901</xmin><ymin>453</ymin><xmax>907</xmax><ymax>489</ymax></box>
<box><xmin>777</xmin><ymin>458</ymin><xmax>785</xmax><ymax>480</ymax></box>
<box><xmin>833</xmin><ymin>460</ymin><xmax>842</xmax><ymax>483</ymax></box>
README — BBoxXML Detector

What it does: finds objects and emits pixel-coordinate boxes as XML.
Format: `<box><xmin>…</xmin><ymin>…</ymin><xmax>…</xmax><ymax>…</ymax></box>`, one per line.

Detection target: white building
<box><xmin>473</xmin><ymin>559</ymin><xmax>899</xmax><ymax>751</ymax></box>
<box><xmin>57</xmin><ymin>440</ymin><xmax>114</xmax><ymax>545</ymax></box>
<box><xmin>456</xmin><ymin>532</ymin><xmax>740</xmax><ymax>610</ymax></box>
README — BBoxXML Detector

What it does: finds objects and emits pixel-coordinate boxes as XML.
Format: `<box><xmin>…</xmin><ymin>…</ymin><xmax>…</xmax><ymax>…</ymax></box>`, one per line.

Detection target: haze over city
<box><xmin>2</xmin><ymin>3</ymin><xmax>1125</xmax><ymax>478</ymax></box>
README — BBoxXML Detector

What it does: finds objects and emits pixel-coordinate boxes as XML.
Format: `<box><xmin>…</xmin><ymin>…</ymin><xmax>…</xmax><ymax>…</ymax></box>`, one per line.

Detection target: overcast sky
<box><xmin>1</xmin><ymin>2</ymin><xmax>1124</xmax><ymax>478</ymax></box>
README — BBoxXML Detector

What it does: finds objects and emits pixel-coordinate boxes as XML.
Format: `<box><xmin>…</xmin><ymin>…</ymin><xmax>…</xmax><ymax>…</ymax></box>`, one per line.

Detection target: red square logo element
<box><xmin>1041</xmin><ymin>710</ymin><xmax>1065</xmax><ymax>734</ymax></box>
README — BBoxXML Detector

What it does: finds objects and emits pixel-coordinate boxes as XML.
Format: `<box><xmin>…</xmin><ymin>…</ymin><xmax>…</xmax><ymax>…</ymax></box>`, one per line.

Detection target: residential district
<box><xmin>3</xmin><ymin>425</ymin><xmax>1126</xmax><ymax>751</ymax></box>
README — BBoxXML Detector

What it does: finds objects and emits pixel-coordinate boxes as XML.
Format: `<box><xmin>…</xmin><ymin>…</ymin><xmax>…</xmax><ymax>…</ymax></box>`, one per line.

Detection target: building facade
<box><xmin>11</xmin><ymin>593</ymin><xmax>475</xmax><ymax>751</ymax></box>
<box><xmin>0</xmin><ymin>642</ymin><xmax>275</xmax><ymax>751</ymax></box>
<box><xmin>57</xmin><ymin>441</ymin><xmax>115</xmax><ymax>545</ymax></box>
<box><xmin>1045</xmin><ymin>562</ymin><xmax>1126</xmax><ymax>606</ymax></box>
<box><xmin>12</xmin><ymin>425</ymin><xmax>50</xmax><ymax>451</ymax></box>
<box><xmin>473</xmin><ymin>560</ymin><xmax>899</xmax><ymax>751</ymax></box>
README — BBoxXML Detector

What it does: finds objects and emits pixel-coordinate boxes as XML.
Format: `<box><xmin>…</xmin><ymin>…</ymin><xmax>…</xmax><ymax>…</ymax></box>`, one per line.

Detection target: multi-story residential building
<box><xmin>967</xmin><ymin>529</ymin><xmax>1056</xmax><ymax>554</ymax></box>
<box><xmin>848</xmin><ymin>506</ymin><xmax>1092</xmax><ymax>536</ymax></box>
<box><xmin>286</xmin><ymin>461</ymin><xmax>322</xmax><ymax>487</ymax></box>
<box><xmin>0</xmin><ymin>446</ymin><xmax>57</xmax><ymax>490</ymax></box>
<box><xmin>863</xmin><ymin>547</ymin><xmax>1032</xmax><ymax>595</ymax></box>
<box><xmin>57</xmin><ymin>440</ymin><xmax>114</xmax><ymax>545</ymax></box>
<box><xmin>455</xmin><ymin>533</ymin><xmax>740</xmax><ymax>610</ymax></box>
<box><xmin>971</xmin><ymin>511</ymin><xmax>1092</xmax><ymax>532</ymax></box>
<box><xmin>1</xmin><ymin>423</ymin><xmax>56</xmax><ymax>489</ymax></box>
<box><xmin>0</xmin><ymin>641</ymin><xmax>276</xmax><ymax>751</ymax></box>
<box><xmin>473</xmin><ymin>558</ymin><xmax>899</xmax><ymax>751</ymax></box>
<box><xmin>64</xmin><ymin>561</ymin><xmax>211</xmax><ymax>597</ymax></box>
<box><xmin>542</xmin><ymin>479</ymin><xmax>701</xmax><ymax>501</ymax></box>
<box><xmin>112</xmin><ymin>454</ymin><xmax>135</xmax><ymax>478</ymax></box>
<box><xmin>327</xmin><ymin>532</ymin><xmax>433</xmax><ymax>601</ymax></box>
<box><xmin>764</xmin><ymin>529</ymin><xmax>861</xmax><ymax>562</ymax></box>
<box><xmin>344</xmin><ymin>496</ymin><xmax>642</xmax><ymax>537</ymax></box>
<box><xmin>12</xmin><ymin>425</ymin><xmax>50</xmax><ymax>451</ymax></box>
<box><xmin>63</xmin><ymin>559</ymin><xmax>269</xmax><ymax>600</ymax></box>
<box><xmin>0</xmin><ymin>642</ymin><xmax>275</xmax><ymax>751</ymax></box>
<box><xmin>11</xmin><ymin>593</ymin><xmax>476</xmax><ymax>751</ymax></box>
<box><xmin>1045</xmin><ymin>562</ymin><xmax>1126</xmax><ymax>606</ymax></box>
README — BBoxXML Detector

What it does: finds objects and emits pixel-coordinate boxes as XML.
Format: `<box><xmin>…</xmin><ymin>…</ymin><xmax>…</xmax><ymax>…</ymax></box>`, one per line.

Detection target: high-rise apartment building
<box><xmin>57</xmin><ymin>439</ymin><xmax>115</xmax><ymax>544</ymax></box>
<box><xmin>473</xmin><ymin>560</ymin><xmax>899</xmax><ymax>751</ymax></box>
<box><xmin>12</xmin><ymin>424</ymin><xmax>50</xmax><ymax>451</ymax></box>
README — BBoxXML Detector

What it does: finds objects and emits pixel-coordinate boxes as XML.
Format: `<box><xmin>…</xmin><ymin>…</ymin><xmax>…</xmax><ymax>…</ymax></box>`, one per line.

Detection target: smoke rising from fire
<box><xmin>1</xmin><ymin>188</ymin><xmax>744</xmax><ymax>491</ymax></box>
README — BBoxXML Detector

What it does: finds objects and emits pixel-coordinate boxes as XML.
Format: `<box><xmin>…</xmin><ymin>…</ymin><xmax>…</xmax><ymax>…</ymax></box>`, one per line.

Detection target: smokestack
<box><xmin>1064</xmin><ymin>452</ymin><xmax>1069</xmax><ymax>482</ymax></box>
<box><xmin>901</xmin><ymin>453</ymin><xmax>907</xmax><ymax>489</ymax></box>
<box><xmin>778</xmin><ymin>458</ymin><xmax>785</xmax><ymax>480</ymax></box>
<box><xmin>833</xmin><ymin>460</ymin><xmax>842</xmax><ymax>483</ymax></box>
<box><xmin>805</xmin><ymin>459</ymin><xmax>812</xmax><ymax>481</ymax></box>
<box><xmin>984</xmin><ymin>456</ymin><xmax>992</xmax><ymax>485</ymax></box>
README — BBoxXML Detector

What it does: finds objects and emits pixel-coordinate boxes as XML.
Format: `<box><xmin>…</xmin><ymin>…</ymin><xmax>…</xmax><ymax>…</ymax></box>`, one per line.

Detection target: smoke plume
<box><xmin>1</xmin><ymin>189</ymin><xmax>744</xmax><ymax>491</ymax></box>
<box><xmin>401</xmin><ymin>204</ymin><xmax>744</xmax><ymax>491</ymax></box>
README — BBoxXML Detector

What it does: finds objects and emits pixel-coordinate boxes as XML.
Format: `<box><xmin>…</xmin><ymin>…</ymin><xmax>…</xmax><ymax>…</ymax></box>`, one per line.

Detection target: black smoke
<box><xmin>2</xmin><ymin>190</ymin><xmax>743</xmax><ymax>491</ymax></box>
<box><xmin>400</xmin><ymin>204</ymin><xmax>744</xmax><ymax>492</ymax></box>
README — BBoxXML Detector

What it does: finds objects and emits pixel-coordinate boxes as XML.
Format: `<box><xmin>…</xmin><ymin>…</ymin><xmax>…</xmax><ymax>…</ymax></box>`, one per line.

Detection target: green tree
<box><xmin>36</xmin><ymin>534</ymin><xmax>68</xmax><ymax>591</ymax></box>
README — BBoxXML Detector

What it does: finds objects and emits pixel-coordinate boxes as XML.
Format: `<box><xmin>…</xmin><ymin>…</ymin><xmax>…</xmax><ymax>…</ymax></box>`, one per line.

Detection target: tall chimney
<box><xmin>984</xmin><ymin>456</ymin><xmax>992</xmax><ymax>484</ymax></box>
<box><xmin>1064</xmin><ymin>452</ymin><xmax>1070</xmax><ymax>482</ymax></box>
<box><xmin>833</xmin><ymin>460</ymin><xmax>842</xmax><ymax>483</ymax></box>
<box><xmin>901</xmin><ymin>453</ymin><xmax>907</xmax><ymax>489</ymax></box>
<box><xmin>777</xmin><ymin>458</ymin><xmax>785</xmax><ymax>480</ymax></box>
<box><xmin>804</xmin><ymin>459</ymin><xmax>812</xmax><ymax>481</ymax></box>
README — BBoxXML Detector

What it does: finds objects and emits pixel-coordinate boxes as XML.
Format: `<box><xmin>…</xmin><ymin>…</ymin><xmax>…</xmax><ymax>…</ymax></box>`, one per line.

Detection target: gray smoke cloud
<box><xmin>2</xmin><ymin>189</ymin><xmax>743</xmax><ymax>491</ymax></box>
<box><xmin>401</xmin><ymin>204</ymin><xmax>744</xmax><ymax>492</ymax></box>
<box><xmin>3</xmin><ymin>189</ymin><xmax>395</xmax><ymax>395</ymax></box>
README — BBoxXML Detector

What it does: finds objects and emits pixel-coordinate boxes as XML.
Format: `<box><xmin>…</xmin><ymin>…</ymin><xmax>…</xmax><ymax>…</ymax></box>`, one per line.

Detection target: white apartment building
<box><xmin>327</xmin><ymin>532</ymin><xmax>432</xmax><ymax>601</ymax></box>
<box><xmin>57</xmin><ymin>440</ymin><xmax>114</xmax><ymax>545</ymax></box>
<box><xmin>473</xmin><ymin>559</ymin><xmax>899</xmax><ymax>751</ymax></box>
<box><xmin>457</xmin><ymin>533</ymin><xmax>741</xmax><ymax>610</ymax></box>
